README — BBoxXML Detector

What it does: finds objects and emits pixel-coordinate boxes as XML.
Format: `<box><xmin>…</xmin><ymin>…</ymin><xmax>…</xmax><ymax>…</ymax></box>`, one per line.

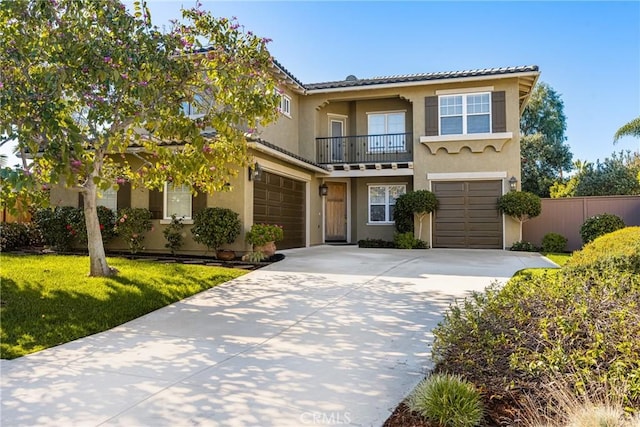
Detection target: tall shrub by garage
<box><xmin>497</xmin><ymin>191</ymin><xmax>541</xmax><ymax>242</ymax></box>
<box><xmin>394</xmin><ymin>190</ymin><xmax>438</xmax><ymax>240</ymax></box>
<box><xmin>191</xmin><ymin>207</ymin><xmax>241</xmax><ymax>252</ymax></box>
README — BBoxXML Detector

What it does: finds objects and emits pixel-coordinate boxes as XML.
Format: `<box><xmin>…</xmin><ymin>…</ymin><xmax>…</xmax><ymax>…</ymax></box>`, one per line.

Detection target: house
<box><xmin>50</xmin><ymin>62</ymin><xmax>539</xmax><ymax>253</ymax></box>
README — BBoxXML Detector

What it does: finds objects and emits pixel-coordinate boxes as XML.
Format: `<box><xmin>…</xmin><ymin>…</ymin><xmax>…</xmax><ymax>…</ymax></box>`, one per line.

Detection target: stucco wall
<box><xmin>256</xmin><ymin>86</ymin><xmax>300</xmax><ymax>155</ymax></box>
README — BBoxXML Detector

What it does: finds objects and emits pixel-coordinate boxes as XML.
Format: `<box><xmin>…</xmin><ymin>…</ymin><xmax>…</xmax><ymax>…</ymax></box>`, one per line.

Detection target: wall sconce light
<box><xmin>509</xmin><ymin>176</ymin><xmax>518</xmax><ymax>191</ymax></box>
<box><xmin>248</xmin><ymin>163</ymin><xmax>262</xmax><ymax>181</ymax></box>
<box><xmin>319</xmin><ymin>183</ymin><xmax>329</xmax><ymax>197</ymax></box>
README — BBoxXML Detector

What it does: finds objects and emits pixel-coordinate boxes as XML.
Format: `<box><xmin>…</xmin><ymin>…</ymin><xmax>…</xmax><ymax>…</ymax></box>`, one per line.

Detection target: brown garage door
<box><xmin>253</xmin><ymin>171</ymin><xmax>306</xmax><ymax>249</ymax></box>
<box><xmin>432</xmin><ymin>180</ymin><xmax>502</xmax><ymax>249</ymax></box>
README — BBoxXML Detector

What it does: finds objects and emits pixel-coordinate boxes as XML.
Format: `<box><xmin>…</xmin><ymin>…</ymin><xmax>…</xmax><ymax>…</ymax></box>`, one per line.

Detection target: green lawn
<box><xmin>0</xmin><ymin>254</ymin><xmax>247</xmax><ymax>359</ymax></box>
<box><xmin>512</xmin><ymin>252</ymin><xmax>572</xmax><ymax>279</ymax></box>
<box><xmin>542</xmin><ymin>252</ymin><xmax>572</xmax><ymax>266</ymax></box>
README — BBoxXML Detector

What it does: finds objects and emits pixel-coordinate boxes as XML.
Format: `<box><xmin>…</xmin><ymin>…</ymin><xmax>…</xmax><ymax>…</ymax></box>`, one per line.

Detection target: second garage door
<box><xmin>432</xmin><ymin>180</ymin><xmax>503</xmax><ymax>249</ymax></box>
<box><xmin>253</xmin><ymin>171</ymin><xmax>306</xmax><ymax>249</ymax></box>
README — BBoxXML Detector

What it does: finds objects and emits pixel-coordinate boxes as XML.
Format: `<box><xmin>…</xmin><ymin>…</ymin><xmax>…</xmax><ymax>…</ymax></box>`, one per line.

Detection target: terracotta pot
<box><xmin>216</xmin><ymin>249</ymin><xmax>236</xmax><ymax>261</ymax></box>
<box><xmin>254</xmin><ymin>241</ymin><xmax>276</xmax><ymax>257</ymax></box>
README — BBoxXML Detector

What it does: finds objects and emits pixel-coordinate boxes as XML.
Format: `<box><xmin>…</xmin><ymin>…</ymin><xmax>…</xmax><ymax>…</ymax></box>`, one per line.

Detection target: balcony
<box><xmin>316</xmin><ymin>132</ymin><xmax>413</xmax><ymax>165</ymax></box>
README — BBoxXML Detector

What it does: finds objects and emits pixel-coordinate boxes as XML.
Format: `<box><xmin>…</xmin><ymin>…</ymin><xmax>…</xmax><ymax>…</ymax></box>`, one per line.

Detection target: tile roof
<box><xmin>304</xmin><ymin>65</ymin><xmax>539</xmax><ymax>91</ymax></box>
<box><xmin>250</xmin><ymin>138</ymin><xmax>327</xmax><ymax>171</ymax></box>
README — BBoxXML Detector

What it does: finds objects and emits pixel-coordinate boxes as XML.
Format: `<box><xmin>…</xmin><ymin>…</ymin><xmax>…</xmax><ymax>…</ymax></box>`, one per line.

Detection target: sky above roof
<box><xmin>2</xmin><ymin>1</ymin><xmax>638</xmax><ymax>167</ymax></box>
<box><xmin>140</xmin><ymin>0</ymin><xmax>638</xmax><ymax>165</ymax></box>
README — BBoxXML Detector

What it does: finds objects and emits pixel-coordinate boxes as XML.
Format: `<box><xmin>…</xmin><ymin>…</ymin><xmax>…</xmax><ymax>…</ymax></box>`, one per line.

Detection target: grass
<box><xmin>542</xmin><ymin>252</ymin><xmax>572</xmax><ymax>266</ymax></box>
<box><xmin>512</xmin><ymin>252</ymin><xmax>572</xmax><ymax>279</ymax></box>
<box><xmin>0</xmin><ymin>254</ymin><xmax>247</xmax><ymax>359</ymax></box>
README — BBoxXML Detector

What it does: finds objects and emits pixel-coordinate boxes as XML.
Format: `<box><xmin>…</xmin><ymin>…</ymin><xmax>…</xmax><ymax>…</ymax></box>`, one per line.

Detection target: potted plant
<box><xmin>191</xmin><ymin>207</ymin><xmax>241</xmax><ymax>259</ymax></box>
<box><xmin>246</xmin><ymin>223</ymin><xmax>284</xmax><ymax>257</ymax></box>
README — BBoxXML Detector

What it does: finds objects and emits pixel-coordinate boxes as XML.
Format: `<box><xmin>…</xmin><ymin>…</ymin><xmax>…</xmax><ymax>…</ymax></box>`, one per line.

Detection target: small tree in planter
<box><xmin>394</xmin><ymin>190</ymin><xmax>438</xmax><ymax>241</ymax></box>
<box><xmin>497</xmin><ymin>191</ymin><xmax>541</xmax><ymax>242</ymax></box>
<box><xmin>191</xmin><ymin>207</ymin><xmax>241</xmax><ymax>258</ymax></box>
<box><xmin>246</xmin><ymin>223</ymin><xmax>284</xmax><ymax>258</ymax></box>
<box><xmin>163</xmin><ymin>214</ymin><xmax>185</xmax><ymax>255</ymax></box>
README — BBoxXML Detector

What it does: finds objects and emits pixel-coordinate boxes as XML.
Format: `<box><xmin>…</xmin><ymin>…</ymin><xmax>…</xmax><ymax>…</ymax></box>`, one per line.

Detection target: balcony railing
<box><xmin>316</xmin><ymin>132</ymin><xmax>413</xmax><ymax>165</ymax></box>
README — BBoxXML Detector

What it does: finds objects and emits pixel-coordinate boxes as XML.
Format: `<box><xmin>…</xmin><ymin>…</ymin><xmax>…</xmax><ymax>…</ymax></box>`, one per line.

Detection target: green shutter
<box><xmin>117</xmin><ymin>182</ymin><xmax>131</xmax><ymax>210</ymax></box>
<box><xmin>491</xmin><ymin>91</ymin><xmax>506</xmax><ymax>133</ymax></box>
<box><xmin>148</xmin><ymin>189</ymin><xmax>164</xmax><ymax>219</ymax></box>
<box><xmin>425</xmin><ymin>96</ymin><xmax>438</xmax><ymax>136</ymax></box>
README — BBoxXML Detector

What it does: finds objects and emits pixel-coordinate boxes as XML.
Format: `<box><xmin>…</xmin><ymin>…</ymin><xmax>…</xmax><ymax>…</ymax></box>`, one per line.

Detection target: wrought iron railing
<box><xmin>316</xmin><ymin>132</ymin><xmax>413</xmax><ymax>165</ymax></box>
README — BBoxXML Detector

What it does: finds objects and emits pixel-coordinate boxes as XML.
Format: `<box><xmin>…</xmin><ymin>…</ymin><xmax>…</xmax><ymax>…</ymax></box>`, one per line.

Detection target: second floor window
<box><xmin>367</xmin><ymin>112</ymin><xmax>406</xmax><ymax>152</ymax></box>
<box><xmin>280</xmin><ymin>94</ymin><xmax>291</xmax><ymax>117</ymax></box>
<box><xmin>440</xmin><ymin>93</ymin><xmax>491</xmax><ymax>135</ymax></box>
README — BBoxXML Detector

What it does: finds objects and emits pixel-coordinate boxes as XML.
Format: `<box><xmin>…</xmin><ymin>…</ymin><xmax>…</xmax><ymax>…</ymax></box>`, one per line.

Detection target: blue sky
<box><xmin>2</xmin><ymin>1</ymin><xmax>638</xmax><ymax>167</ymax></box>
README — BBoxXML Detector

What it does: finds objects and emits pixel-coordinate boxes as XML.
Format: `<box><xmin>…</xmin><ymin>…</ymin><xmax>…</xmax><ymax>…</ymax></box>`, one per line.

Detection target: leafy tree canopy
<box><xmin>614</xmin><ymin>117</ymin><xmax>640</xmax><ymax>143</ymax></box>
<box><xmin>520</xmin><ymin>82</ymin><xmax>573</xmax><ymax>197</ymax></box>
<box><xmin>0</xmin><ymin>0</ymin><xmax>280</xmax><ymax>276</ymax></box>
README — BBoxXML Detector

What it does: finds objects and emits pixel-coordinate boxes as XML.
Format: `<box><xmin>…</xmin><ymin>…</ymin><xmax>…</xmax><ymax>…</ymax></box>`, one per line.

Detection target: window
<box><xmin>280</xmin><ymin>94</ymin><xmax>291</xmax><ymax>117</ymax></box>
<box><xmin>367</xmin><ymin>112</ymin><xmax>406</xmax><ymax>152</ymax></box>
<box><xmin>164</xmin><ymin>183</ymin><xmax>192</xmax><ymax>220</ymax></box>
<box><xmin>181</xmin><ymin>94</ymin><xmax>203</xmax><ymax>116</ymax></box>
<box><xmin>97</xmin><ymin>188</ymin><xmax>117</xmax><ymax>211</ymax></box>
<box><xmin>439</xmin><ymin>93</ymin><xmax>490</xmax><ymax>135</ymax></box>
<box><xmin>368</xmin><ymin>184</ymin><xmax>406</xmax><ymax>223</ymax></box>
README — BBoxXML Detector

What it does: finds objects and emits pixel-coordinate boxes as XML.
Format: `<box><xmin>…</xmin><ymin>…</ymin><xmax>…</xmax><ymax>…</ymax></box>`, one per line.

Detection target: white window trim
<box><xmin>280</xmin><ymin>94</ymin><xmax>292</xmax><ymax>118</ymax></box>
<box><xmin>366</xmin><ymin>111</ymin><xmax>407</xmax><ymax>154</ymax></box>
<box><xmin>163</xmin><ymin>182</ymin><xmax>192</xmax><ymax>221</ymax></box>
<box><xmin>367</xmin><ymin>183</ymin><xmax>406</xmax><ymax>225</ymax></box>
<box><xmin>439</xmin><ymin>92</ymin><xmax>492</xmax><ymax>136</ymax></box>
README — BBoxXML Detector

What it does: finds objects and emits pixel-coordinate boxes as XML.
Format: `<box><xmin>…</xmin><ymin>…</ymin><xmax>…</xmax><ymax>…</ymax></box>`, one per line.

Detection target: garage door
<box><xmin>432</xmin><ymin>180</ymin><xmax>502</xmax><ymax>249</ymax></box>
<box><xmin>253</xmin><ymin>171</ymin><xmax>306</xmax><ymax>249</ymax></box>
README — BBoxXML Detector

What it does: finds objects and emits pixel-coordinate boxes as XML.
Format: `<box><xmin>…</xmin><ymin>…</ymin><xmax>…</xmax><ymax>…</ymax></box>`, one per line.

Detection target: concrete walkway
<box><xmin>1</xmin><ymin>246</ymin><xmax>556</xmax><ymax>427</ymax></box>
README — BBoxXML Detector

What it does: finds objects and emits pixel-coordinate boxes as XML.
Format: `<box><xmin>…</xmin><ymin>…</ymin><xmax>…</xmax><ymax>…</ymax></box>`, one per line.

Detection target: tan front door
<box><xmin>325</xmin><ymin>182</ymin><xmax>347</xmax><ymax>241</ymax></box>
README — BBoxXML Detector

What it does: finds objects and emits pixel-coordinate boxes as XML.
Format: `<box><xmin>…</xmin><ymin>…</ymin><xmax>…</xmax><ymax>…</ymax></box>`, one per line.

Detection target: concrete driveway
<box><xmin>1</xmin><ymin>246</ymin><xmax>556</xmax><ymax>426</ymax></box>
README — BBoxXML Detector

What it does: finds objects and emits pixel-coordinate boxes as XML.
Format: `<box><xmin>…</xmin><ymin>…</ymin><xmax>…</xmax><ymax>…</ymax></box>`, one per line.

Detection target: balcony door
<box><xmin>330</xmin><ymin>118</ymin><xmax>346</xmax><ymax>162</ymax></box>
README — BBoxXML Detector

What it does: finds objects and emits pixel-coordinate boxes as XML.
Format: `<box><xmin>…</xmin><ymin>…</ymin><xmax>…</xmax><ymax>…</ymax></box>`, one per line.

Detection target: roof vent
<box><xmin>345</xmin><ymin>74</ymin><xmax>358</xmax><ymax>81</ymax></box>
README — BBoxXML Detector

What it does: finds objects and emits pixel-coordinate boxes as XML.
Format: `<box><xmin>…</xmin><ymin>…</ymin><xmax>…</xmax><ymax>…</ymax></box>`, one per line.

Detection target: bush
<box><xmin>579</xmin><ymin>213</ymin><xmax>625</xmax><ymax>244</ymax></box>
<box><xmin>33</xmin><ymin>206</ymin><xmax>83</xmax><ymax>251</ymax></box>
<box><xmin>394</xmin><ymin>232</ymin><xmax>428</xmax><ymax>249</ymax></box>
<box><xmin>407</xmin><ymin>373</ymin><xmax>484</xmax><ymax>427</ymax></box>
<box><xmin>565</xmin><ymin>226</ymin><xmax>640</xmax><ymax>277</ymax></box>
<box><xmin>163</xmin><ymin>214</ymin><xmax>185</xmax><ymax>254</ymax></box>
<box><xmin>357</xmin><ymin>238</ymin><xmax>395</xmax><ymax>248</ymax></box>
<box><xmin>0</xmin><ymin>223</ymin><xmax>39</xmax><ymax>252</ymax></box>
<box><xmin>541</xmin><ymin>232</ymin><xmax>568</xmax><ymax>253</ymax></box>
<box><xmin>245</xmin><ymin>223</ymin><xmax>284</xmax><ymax>247</ymax></box>
<box><xmin>72</xmin><ymin>206</ymin><xmax>117</xmax><ymax>245</ymax></box>
<box><xmin>509</xmin><ymin>240</ymin><xmax>537</xmax><ymax>252</ymax></box>
<box><xmin>191</xmin><ymin>207</ymin><xmax>241</xmax><ymax>251</ymax></box>
<box><xmin>497</xmin><ymin>191</ymin><xmax>541</xmax><ymax>222</ymax></box>
<box><xmin>432</xmin><ymin>231</ymin><xmax>640</xmax><ymax>423</ymax></box>
<box><xmin>114</xmin><ymin>208</ymin><xmax>153</xmax><ymax>254</ymax></box>
<box><xmin>394</xmin><ymin>190</ymin><xmax>438</xmax><ymax>238</ymax></box>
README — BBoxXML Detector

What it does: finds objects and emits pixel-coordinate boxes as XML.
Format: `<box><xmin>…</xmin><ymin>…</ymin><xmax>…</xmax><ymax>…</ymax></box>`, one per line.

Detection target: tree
<box><xmin>520</xmin><ymin>82</ymin><xmax>573</xmax><ymax>197</ymax></box>
<box><xmin>393</xmin><ymin>190</ymin><xmax>438</xmax><ymax>240</ymax></box>
<box><xmin>0</xmin><ymin>0</ymin><xmax>280</xmax><ymax>276</ymax></box>
<box><xmin>574</xmin><ymin>151</ymin><xmax>640</xmax><ymax>196</ymax></box>
<box><xmin>497</xmin><ymin>191</ymin><xmax>541</xmax><ymax>241</ymax></box>
<box><xmin>614</xmin><ymin>117</ymin><xmax>640</xmax><ymax>143</ymax></box>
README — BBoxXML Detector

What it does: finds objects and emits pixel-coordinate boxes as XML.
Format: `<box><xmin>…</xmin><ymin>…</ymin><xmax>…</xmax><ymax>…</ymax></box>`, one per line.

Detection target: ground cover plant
<box><xmin>428</xmin><ymin>227</ymin><xmax>640</xmax><ymax>425</ymax></box>
<box><xmin>0</xmin><ymin>254</ymin><xmax>246</xmax><ymax>359</ymax></box>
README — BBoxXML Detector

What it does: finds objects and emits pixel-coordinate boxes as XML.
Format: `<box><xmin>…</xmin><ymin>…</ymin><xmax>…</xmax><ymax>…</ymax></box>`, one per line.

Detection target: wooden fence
<box><xmin>522</xmin><ymin>195</ymin><xmax>640</xmax><ymax>251</ymax></box>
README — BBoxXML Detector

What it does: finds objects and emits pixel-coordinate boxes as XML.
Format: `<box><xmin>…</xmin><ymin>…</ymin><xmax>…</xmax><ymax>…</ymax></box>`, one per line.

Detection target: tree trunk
<box><xmin>417</xmin><ymin>213</ymin><xmax>425</xmax><ymax>241</ymax></box>
<box><xmin>84</xmin><ymin>153</ymin><xmax>113</xmax><ymax>277</ymax></box>
<box><xmin>519</xmin><ymin>220</ymin><xmax>523</xmax><ymax>242</ymax></box>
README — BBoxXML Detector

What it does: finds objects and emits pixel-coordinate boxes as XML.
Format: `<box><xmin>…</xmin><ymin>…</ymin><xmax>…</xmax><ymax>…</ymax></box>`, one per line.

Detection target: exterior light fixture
<box><xmin>249</xmin><ymin>163</ymin><xmax>262</xmax><ymax>181</ymax></box>
<box><xmin>319</xmin><ymin>183</ymin><xmax>329</xmax><ymax>196</ymax></box>
<box><xmin>509</xmin><ymin>176</ymin><xmax>518</xmax><ymax>191</ymax></box>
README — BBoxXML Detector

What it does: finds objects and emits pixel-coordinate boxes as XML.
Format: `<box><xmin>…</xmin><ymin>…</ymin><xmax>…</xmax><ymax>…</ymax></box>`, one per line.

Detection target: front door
<box><xmin>325</xmin><ymin>182</ymin><xmax>347</xmax><ymax>241</ymax></box>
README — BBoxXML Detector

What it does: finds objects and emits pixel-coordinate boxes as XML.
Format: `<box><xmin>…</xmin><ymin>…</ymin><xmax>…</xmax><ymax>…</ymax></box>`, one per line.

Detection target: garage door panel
<box><xmin>254</xmin><ymin>171</ymin><xmax>306</xmax><ymax>249</ymax></box>
<box><xmin>433</xmin><ymin>180</ymin><xmax>502</xmax><ymax>249</ymax></box>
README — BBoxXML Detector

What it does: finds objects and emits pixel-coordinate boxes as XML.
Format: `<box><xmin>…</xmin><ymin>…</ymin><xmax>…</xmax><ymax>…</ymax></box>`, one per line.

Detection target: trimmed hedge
<box><xmin>541</xmin><ymin>232</ymin><xmax>567</xmax><ymax>253</ymax></box>
<box><xmin>579</xmin><ymin>213</ymin><xmax>625</xmax><ymax>244</ymax></box>
<box><xmin>0</xmin><ymin>223</ymin><xmax>42</xmax><ymax>252</ymax></box>
<box><xmin>565</xmin><ymin>226</ymin><xmax>640</xmax><ymax>276</ymax></box>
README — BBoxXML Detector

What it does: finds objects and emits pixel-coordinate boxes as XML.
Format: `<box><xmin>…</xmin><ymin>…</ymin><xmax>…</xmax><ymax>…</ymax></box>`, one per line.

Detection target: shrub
<box><xmin>498</xmin><ymin>191</ymin><xmax>541</xmax><ymax>241</ymax></box>
<box><xmin>0</xmin><ymin>223</ymin><xmax>34</xmax><ymax>252</ymax></box>
<box><xmin>394</xmin><ymin>232</ymin><xmax>428</xmax><ymax>249</ymax></box>
<box><xmin>407</xmin><ymin>373</ymin><xmax>484</xmax><ymax>427</ymax></box>
<box><xmin>163</xmin><ymin>214</ymin><xmax>185</xmax><ymax>254</ymax></box>
<box><xmin>579</xmin><ymin>213</ymin><xmax>625</xmax><ymax>244</ymax></box>
<box><xmin>191</xmin><ymin>207</ymin><xmax>241</xmax><ymax>251</ymax></box>
<box><xmin>509</xmin><ymin>240</ymin><xmax>537</xmax><ymax>252</ymax></box>
<box><xmin>245</xmin><ymin>223</ymin><xmax>284</xmax><ymax>247</ymax></box>
<box><xmin>432</xmin><ymin>235</ymin><xmax>640</xmax><ymax>423</ymax></box>
<box><xmin>114</xmin><ymin>208</ymin><xmax>153</xmax><ymax>254</ymax></box>
<box><xmin>565</xmin><ymin>226</ymin><xmax>640</xmax><ymax>277</ymax></box>
<box><xmin>72</xmin><ymin>206</ymin><xmax>117</xmax><ymax>245</ymax></box>
<box><xmin>357</xmin><ymin>238</ymin><xmax>395</xmax><ymax>248</ymax></box>
<box><xmin>541</xmin><ymin>232</ymin><xmax>568</xmax><ymax>253</ymax></box>
<box><xmin>33</xmin><ymin>206</ymin><xmax>83</xmax><ymax>251</ymax></box>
